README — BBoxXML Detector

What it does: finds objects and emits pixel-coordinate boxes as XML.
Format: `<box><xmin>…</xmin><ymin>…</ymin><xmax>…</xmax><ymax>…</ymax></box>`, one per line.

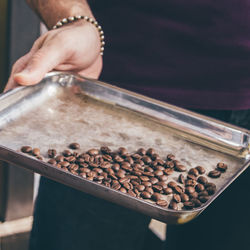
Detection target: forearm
<box><xmin>26</xmin><ymin>0</ymin><xmax>94</xmax><ymax>29</ymax></box>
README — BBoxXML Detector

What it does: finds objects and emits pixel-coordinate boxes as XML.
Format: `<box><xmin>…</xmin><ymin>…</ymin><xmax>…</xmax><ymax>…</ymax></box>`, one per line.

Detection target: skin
<box><xmin>5</xmin><ymin>0</ymin><xmax>102</xmax><ymax>92</ymax></box>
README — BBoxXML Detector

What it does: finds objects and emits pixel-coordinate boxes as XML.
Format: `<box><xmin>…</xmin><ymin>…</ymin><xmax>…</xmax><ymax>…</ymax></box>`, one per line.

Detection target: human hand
<box><xmin>5</xmin><ymin>20</ymin><xmax>102</xmax><ymax>92</ymax></box>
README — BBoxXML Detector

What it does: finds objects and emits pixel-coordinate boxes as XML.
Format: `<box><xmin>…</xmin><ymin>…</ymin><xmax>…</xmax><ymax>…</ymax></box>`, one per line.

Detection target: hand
<box><xmin>5</xmin><ymin>20</ymin><xmax>102</xmax><ymax>92</ymax></box>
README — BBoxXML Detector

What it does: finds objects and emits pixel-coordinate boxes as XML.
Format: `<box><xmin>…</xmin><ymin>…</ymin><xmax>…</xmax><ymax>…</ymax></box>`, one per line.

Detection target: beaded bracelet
<box><xmin>52</xmin><ymin>15</ymin><xmax>105</xmax><ymax>56</ymax></box>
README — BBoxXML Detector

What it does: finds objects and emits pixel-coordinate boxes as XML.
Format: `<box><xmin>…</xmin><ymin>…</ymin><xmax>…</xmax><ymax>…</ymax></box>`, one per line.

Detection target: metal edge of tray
<box><xmin>44</xmin><ymin>71</ymin><xmax>250</xmax><ymax>159</ymax></box>
<box><xmin>0</xmin><ymin>146</ymin><xmax>249</xmax><ymax>224</ymax></box>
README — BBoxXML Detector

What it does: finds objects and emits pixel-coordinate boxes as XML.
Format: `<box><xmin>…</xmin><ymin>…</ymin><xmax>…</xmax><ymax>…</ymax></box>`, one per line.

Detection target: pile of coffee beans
<box><xmin>20</xmin><ymin>144</ymin><xmax>228</xmax><ymax>210</ymax></box>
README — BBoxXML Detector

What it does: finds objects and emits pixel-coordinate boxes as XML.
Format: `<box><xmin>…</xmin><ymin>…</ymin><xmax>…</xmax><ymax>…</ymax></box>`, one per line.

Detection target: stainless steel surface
<box><xmin>0</xmin><ymin>71</ymin><xmax>249</xmax><ymax>224</ymax></box>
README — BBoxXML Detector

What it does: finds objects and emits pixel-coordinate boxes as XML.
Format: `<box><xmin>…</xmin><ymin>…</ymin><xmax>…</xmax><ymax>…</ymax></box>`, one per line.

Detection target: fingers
<box><xmin>4</xmin><ymin>52</ymin><xmax>33</xmax><ymax>92</ymax></box>
<box><xmin>14</xmin><ymin>40</ymin><xmax>67</xmax><ymax>86</ymax></box>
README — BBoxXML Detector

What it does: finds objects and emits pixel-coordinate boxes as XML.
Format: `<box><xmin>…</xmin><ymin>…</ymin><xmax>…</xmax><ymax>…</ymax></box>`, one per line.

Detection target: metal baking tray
<box><xmin>0</xmin><ymin>71</ymin><xmax>249</xmax><ymax>224</ymax></box>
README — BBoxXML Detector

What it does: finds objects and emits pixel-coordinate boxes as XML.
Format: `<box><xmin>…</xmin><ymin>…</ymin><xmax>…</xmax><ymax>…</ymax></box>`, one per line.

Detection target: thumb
<box><xmin>14</xmin><ymin>44</ymin><xmax>66</xmax><ymax>85</ymax></box>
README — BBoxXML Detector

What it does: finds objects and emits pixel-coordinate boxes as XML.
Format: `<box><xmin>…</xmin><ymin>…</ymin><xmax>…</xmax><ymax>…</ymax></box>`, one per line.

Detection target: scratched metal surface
<box><xmin>0</xmin><ymin>72</ymin><xmax>249</xmax><ymax>224</ymax></box>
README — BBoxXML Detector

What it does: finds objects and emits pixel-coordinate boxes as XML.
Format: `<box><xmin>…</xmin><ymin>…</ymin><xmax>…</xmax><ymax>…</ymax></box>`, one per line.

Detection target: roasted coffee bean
<box><xmin>135</xmin><ymin>159</ymin><xmax>145</xmax><ymax>166</ymax></box>
<box><xmin>157</xmin><ymin>182</ymin><xmax>168</xmax><ymax>189</ymax></box>
<box><xmin>151</xmin><ymin>153</ymin><xmax>160</xmax><ymax>161</ymax></box>
<box><xmin>56</xmin><ymin>163</ymin><xmax>61</xmax><ymax>168</ymax></box>
<box><xmin>100</xmin><ymin>162</ymin><xmax>112</xmax><ymax>169</ymax></box>
<box><xmin>195</xmin><ymin>183</ymin><xmax>205</xmax><ymax>192</ymax></box>
<box><xmin>119</xmin><ymin>177</ymin><xmax>130</xmax><ymax>184</ymax></box>
<box><xmin>164</xmin><ymin>168</ymin><xmax>174</xmax><ymax>175</ymax></box>
<box><xmin>155</xmin><ymin>165</ymin><xmax>165</xmax><ymax>171</ymax></box>
<box><xmin>132</xmin><ymin>170</ymin><xmax>143</xmax><ymax>176</ymax></box>
<box><xmin>79</xmin><ymin>163</ymin><xmax>89</xmax><ymax>168</ymax></box>
<box><xmin>88</xmin><ymin>149</ymin><xmax>99</xmax><ymax>156</ymax></box>
<box><xmin>156</xmin><ymin>200</ymin><xmax>168</xmax><ymax>207</ymax></box>
<box><xmin>137</xmin><ymin>148</ymin><xmax>146</xmax><ymax>156</ymax></box>
<box><xmin>173</xmin><ymin>194</ymin><xmax>181</xmax><ymax>203</ymax></box>
<box><xmin>180</xmin><ymin>193</ymin><xmax>189</xmax><ymax>202</ymax></box>
<box><xmin>69</xmin><ymin>143</ymin><xmax>80</xmax><ymax>150</ymax></box>
<box><xmin>206</xmin><ymin>186</ymin><xmax>216</xmax><ymax>195</ymax></box>
<box><xmin>100</xmin><ymin>146</ymin><xmax>112</xmax><ymax>154</ymax></box>
<box><xmin>131</xmin><ymin>180</ymin><xmax>140</xmax><ymax>186</ymax></box>
<box><xmin>142</xmin><ymin>181</ymin><xmax>152</xmax><ymax>187</ymax></box>
<box><xmin>146</xmin><ymin>148</ymin><xmax>155</xmax><ymax>156</ymax></box>
<box><xmin>217</xmin><ymin>162</ymin><xmax>228</xmax><ymax>172</ymax></box>
<box><xmin>167</xmin><ymin>154</ymin><xmax>175</xmax><ymax>161</ymax></box>
<box><xmin>116</xmin><ymin>171</ymin><xmax>126</xmax><ymax>179</ymax></box>
<box><xmin>62</xmin><ymin>150</ymin><xmax>72</xmax><ymax>157</ymax></box>
<box><xmin>173</xmin><ymin>185</ymin><xmax>184</xmax><ymax>194</ymax></box>
<box><xmin>196</xmin><ymin>166</ymin><xmax>205</xmax><ymax>174</ymax></box>
<box><xmin>143</xmin><ymin>172</ymin><xmax>154</xmax><ymax>177</ymax></box>
<box><xmin>199</xmin><ymin>195</ymin><xmax>210</xmax><ymax>203</ymax></box>
<box><xmin>188</xmin><ymin>168</ymin><xmax>199</xmax><ymax>177</ymax></box>
<box><xmin>151</xmin><ymin>193</ymin><xmax>162</xmax><ymax>201</ymax></box>
<box><xmin>89</xmin><ymin>162</ymin><xmax>99</xmax><ymax>168</ymax></box>
<box><xmin>47</xmin><ymin>159</ymin><xmax>57</xmax><ymax>165</ymax></box>
<box><xmin>169</xmin><ymin>201</ymin><xmax>178</xmax><ymax>210</ymax></box>
<box><xmin>140</xmin><ymin>176</ymin><xmax>150</xmax><ymax>182</ymax></box>
<box><xmin>185</xmin><ymin>186</ymin><xmax>195</xmax><ymax>194</ymax></box>
<box><xmin>132</xmin><ymin>163</ymin><xmax>144</xmax><ymax>171</ymax></box>
<box><xmin>197</xmin><ymin>176</ymin><xmax>208</xmax><ymax>185</ymax></box>
<box><xmin>79</xmin><ymin>172</ymin><xmax>87</xmax><ymax>178</ymax></box>
<box><xmin>112</xmin><ymin>180</ymin><xmax>119</xmax><ymax>185</ymax></box>
<box><xmin>36</xmin><ymin>156</ymin><xmax>43</xmax><ymax>160</ymax></box>
<box><xmin>142</xmin><ymin>156</ymin><xmax>152</xmax><ymax>164</ymax></box>
<box><xmin>59</xmin><ymin>161</ymin><xmax>70</xmax><ymax>168</ymax></box>
<box><xmin>79</xmin><ymin>167</ymin><xmax>90</xmax><ymax>173</ymax></box>
<box><xmin>198</xmin><ymin>190</ymin><xmax>209</xmax><ymax>197</ymax></box>
<box><xmin>21</xmin><ymin>146</ymin><xmax>32</xmax><ymax>153</ymax></box>
<box><xmin>121</xmin><ymin>164</ymin><xmax>133</xmax><ymax>172</ymax></box>
<box><xmin>185</xmin><ymin>179</ymin><xmax>197</xmax><ymax>187</ymax></box>
<box><xmin>187</xmin><ymin>174</ymin><xmax>197</xmax><ymax>180</ymax></box>
<box><xmin>150</xmin><ymin>177</ymin><xmax>159</xmax><ymax>185</ymax></box>
<box><xmin>69</xmin><ymin>164</ymin><xmax>79</xmax><ymax>171</ymax></box>
<box><xmin>154</xmin><ymin>170</ymin><xmax>164</xmax><ymax>176</ymax></box>
<box><xmin>134</xmin><ymin>189</ymin><xmax>141</xmax><ymax>197</ymax></box>
<box><xmin>165</xmin><ymin>161</ymin><xmax>175</xmax><ymax>168</ymax></box>
<box><xmin>109</xmin><ymin>174</ymin><xmax>118</xmax><ymax>180</ymax></box>
<box><xmin>158</xmin><ymin>175</ymin><xmax>168</xmax><ymax>182</ymax></box>
<box><xmin>175</xmin><ymin>164</ymin><xmax>187</xmax><ymax>172</ymax></box>
<box><xmin>62</xmin><ymin>167</ymin><xmax>69</xmax><ymax>172</ymax></box>
<box><xmin>163</xmin><ymin>187</ymin><xmax>173</xmax><ymax>195</ymax></box>
<box><xmin>124</xmin><ymin>156</ymin><xmax>134</xmax><ymax>165</ymax></box>
<box><xmin>208</xmin><ymin>170</ymin><xmax>221</xmax><ymax>178</ymax></box>
<box><xmin>144</xmin><ymin>166</ymin><xmax>154</xmax><ymax>173</ymax></box>
<box><xmin>188</xmin><ymin>192</ymin><xmax>198</xmax><ymax>199</ymax></box>
<box><xmin>119</xmin><ymin>187</ymin><xmax>127</xmax><ymax>193</ymax></box>
<box><xmin>73</xmin><ymin>152</ymin><xmax>80</xmax><ymax>157</ymax></box>
<box><xmin>150</xmin><ymin>161</ymin><xmax>158</xmax><ymax>168</ymax></box>
<box><xmin>191</xmin><ymin>198</ymin><xmax>202</xmax><ymax>208</ymax></box>
<box><xmin>87</xmin><ymin>171</ymin><xmax>97</xmax><ymax>178</ymax></box>
<box><xmin>129</xmin><ymin>175</ymin><xmax>139</xmax><ymax>180</ymax></box>
<box><xmin>114</xmin><ymin>155</ymin><xmax>124</xmax><ymax>163</ymax></box>
<box><xmin>118</xmin><ymin>147</ymin><xmax>128</xmax><ymax>156</ymax></box>
<box><xmin>128</xmin><ymin>190</ymin><xmax>136</xmax><ymax>197</ymax></box>
<box><xmin>123</xmin><ymin>182</ymin><xmax>133</xmax><ymax>190</ymax></box>
<box><xmin>152</xmin><ymin>185</ymin><xmax>163</xmax><ymax>192</ymax></box>
<box><xmin>102</xmin><ymin>154</ymin><xmax>112</xmax><ymax>162</ymax></box>
<box><xmin>95</xmin><ymin>175</ymin><xmax>105</xmax><ymax>181</ymax></box>
<box><xmin>103</xmin><ymin>176</ymin><xmax>111</xmax><ymax>182</ymax></box>
<box><xmin>178</xmin><ymin>174</ymin><xmax>185</xmax><ymax>184</ymax></box>
<box><xmin>112</xmin><ymin>183</ymin><xmax>121</xmax><ymax>190</ymax></box>
<box><xmin>48</xmin><ymin>149</ymin><xmax>57</xmax><ymax>158</ymax></box>
<box><xmin>66</xmin><ymin>156</ymin><xmax>76</xmax><ymax>163</ymax></box>
<box><xmin>145</xmin><ymin>187</ymin><xmax>154</xmax><ymax>195</ymax></box>
<box><xmin>205</xmin><ymin>182</ymin><xmax>217</xmax><ymax>189</ymax></box>
<box><xmin>136</xmin><ymin>185</ymin><xmax>146</xmax><ymax>192</ymax></box>
<box><xmin>76</xmin><ymin>158</ymin><xmax>85</xmax><ymax>164</ymax></box>
<box><xmin>183</xmin><ymin>201</ymin><xmax>194</xmax><ymax>210</ymax></box>
<box><xmin>141</xmin><ymin>191</ymin><xmax>151</xmax><ymax>199</ymax></box>
<box><xmin>103</xmin><ymin>182</ymin><xmax>111</xmax><ymax>187</ymax></box>
<box><xmin>168</xmin><ymin>181</ymin><xmax>177</xmax><ymax>188</ymax></box>
<box><xmin>93</xmin><ymin>167</ymin><xmax>103</xmax><ymax>174</ymax></box>
<box><xmin>131</xmin><ymin>153</ymin><xmax>142</xmax><ymax>160</ymax></box>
